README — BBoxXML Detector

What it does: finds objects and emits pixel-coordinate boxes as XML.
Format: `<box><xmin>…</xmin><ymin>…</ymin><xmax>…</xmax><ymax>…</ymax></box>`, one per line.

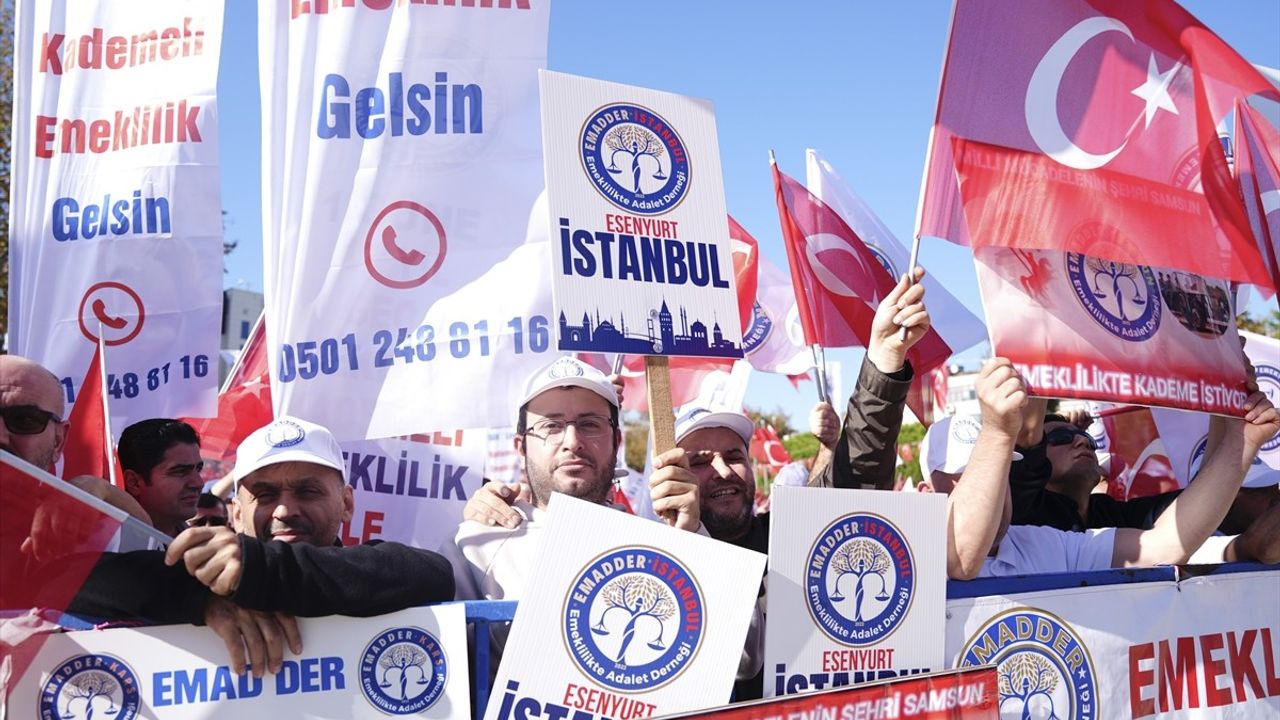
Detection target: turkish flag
<box><xmin>60</xmin><ymin>345</ymin><xmax>122</xmax><ymax>486</ymax></box>
<box><xmin>772</xmin><ymin>160</ymin><xmax>953</xmax><ymax>373</ymax></box>
<box><xmin>750</xmin><ymin>425</ymin><xmax>791</xmax><ymax>473</ymax></box>
<box><xmin>918</xmin><ymin>0</ymin><xmax>1277</xmax><ymax>288</ymax></box>
<box><xmin>727</xmin><ymin>215</ymin><xmax>759</xmax><ymax>334</ymax></box>
<box><xmin>1097</xmin><ymin>405</ymin><xmax>1178</xmax><ymax>500</ymax></box>
<box><xmin>0</xmin><ymin>452</ymin><xmax>125</xmax><ymax>689</ymax></box>
<box><xmin>183</xmin><ymin>313</ymin><xmax>273</xmax><ymax>477</ymax></box>
<box><xmin>1234</xmin><ymin>101</ymin><xmax>1280</xmax><ymax>296</ymax></box>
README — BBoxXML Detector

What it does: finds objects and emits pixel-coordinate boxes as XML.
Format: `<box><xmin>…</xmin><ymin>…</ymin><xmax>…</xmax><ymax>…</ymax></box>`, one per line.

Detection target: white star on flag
<box><xmin>1131</xmin><ymin>54</ymin><xmax>1183</xmax><ymax>129</ymax></box>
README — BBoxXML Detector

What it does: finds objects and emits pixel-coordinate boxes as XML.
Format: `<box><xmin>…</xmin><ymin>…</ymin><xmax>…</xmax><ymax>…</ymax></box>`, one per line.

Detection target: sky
<box><xmin>215</xmin><ymin>1</ymin><xmax>1280</xmax><ymax>428</ymax></box>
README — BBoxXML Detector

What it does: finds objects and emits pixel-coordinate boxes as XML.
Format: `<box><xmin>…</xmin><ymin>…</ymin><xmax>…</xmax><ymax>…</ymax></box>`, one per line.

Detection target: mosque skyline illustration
<box><xmin>558</xmin><ymin>299</ymin><xmax>742</xmax><ymax>358</ymax></box>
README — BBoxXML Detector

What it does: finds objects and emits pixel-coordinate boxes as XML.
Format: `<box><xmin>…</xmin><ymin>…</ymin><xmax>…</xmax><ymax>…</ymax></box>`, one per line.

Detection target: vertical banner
<box><xmin>539</xmin><ymin>71</ymin><xmax>742</xmax><ymax>359</ymax></box>
<box><xmin>5</xmin><ymin>605</ymin><xmax>471</xmax><ymax>718</ymax></box>
<box><xmin>338</xmin><ymin>432</ymin><xmax>487</xmax><ymax>551</ymax></box>
<box><xmin>486</xmin><ymin>495</ymin><xmax>766</xmax><ymax>719</ymax></box>
<box><xmin>973</xmin><ymin>247</ymin><xmax>1249</xmax><ymax>414</ymax></box>
<box><xmin>765</xmin><ymin>486</ymin><xmax>947</xmax><ymax>698</ymax></box>
<box><xmin>259</xmin><ymin>2</ymin><xmax>551</xmax><ymax>440</ymax></box>
<box><xmin>9</xmin><ymin>0</ymin><xmax>225</xmax><ymax>432</ymax></box>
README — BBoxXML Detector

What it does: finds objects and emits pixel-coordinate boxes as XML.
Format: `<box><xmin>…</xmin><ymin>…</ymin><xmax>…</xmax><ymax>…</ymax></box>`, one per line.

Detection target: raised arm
<box><xmin>946</xmin><ymin>359</ymin><xmax>1027</xmax><ymax>580</ymax></box>
<box><xmin>1112</xmin><ymin>391</ymin><xmax>1278</xmax><ymax>567</ymax></box>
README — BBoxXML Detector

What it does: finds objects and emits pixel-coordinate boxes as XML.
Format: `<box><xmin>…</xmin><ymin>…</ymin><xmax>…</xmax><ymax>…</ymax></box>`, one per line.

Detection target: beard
<box><xmin>700</xmin><ymin>499</ymin><xmax>753</xmax><ymax>541</ymax></box>
<box><xmin>523</xmin><ymin>445</ymin><xmax>616</xmax><ymax>508</ymax></box>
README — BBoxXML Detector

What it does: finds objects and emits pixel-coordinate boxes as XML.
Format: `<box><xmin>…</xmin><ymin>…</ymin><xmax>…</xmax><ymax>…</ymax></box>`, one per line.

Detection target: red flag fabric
<box><xmin>0</xmin><ymin>453</ymin><xmax>125</xmax><ymax>690</ymax></box>
<box><xmin>727</xmin><ymin>215</ymin><xmax>759</xmax><ymax>335</ymax></box>
<box><xmin>60</xmin><ymin>345</ymin><xmax>121</xmax><ymax>486</ymax></box>
<box><xmin>918</xmin><ymin>0</ymin><xmax>1277</xmax><ymax>288</ymax></box>
<box><xmin>183</xmin><ymin>314</ymin><xmax>273</xmax><ymax>478</ymax></box>
<box><xmin>772</xmin><ymin>161</ymin><xmax>953</xmax><ymax>374</ymax></box>
<box><xmin>749</xmin><ymin>425</ymin><xmax>791</xmax><ymax>473</ymax></box>
<box><xmin>1096</xmin><ymin>405</ymin><xmax>1179</xmax><ymax>500</ymax></box>
<box><xmin>1235</xmin><ymin>102</ymin><xmax>1280</xmax><ymax>297</ymax></box>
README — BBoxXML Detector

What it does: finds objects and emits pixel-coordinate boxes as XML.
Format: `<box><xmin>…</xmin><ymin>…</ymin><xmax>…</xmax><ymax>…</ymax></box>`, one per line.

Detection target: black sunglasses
<box><xmin>1045</xmin><ymin>427</ymin><xmax>1098</xmax><ymax>451</ymax></box>
<box><xmin>0</xmin><ymin>405</ymin><xmax>63</xmax><ymax>435</ymax></box>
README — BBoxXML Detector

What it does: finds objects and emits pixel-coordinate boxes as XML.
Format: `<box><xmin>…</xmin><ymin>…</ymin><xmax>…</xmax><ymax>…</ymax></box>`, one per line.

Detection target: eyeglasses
<box><xmin>688</xmin><ymin>449</ymin><xmax>748</xmax><ymax>469</ymax></box>
<box><xmin>187</xmin><ymin>516</ymin><xmax>228</xmax><ymax>528</ymax></box>
<box><xmin>0</xmin><ymin>405</ymin><xmax>63</xmax><ymax>435</ymax></box>
<box><xmin>1045</xmin><ymin>427</ymin><xmax>1098</xmax><ymax>451</ymax></box>
<box><xmin>524</xmin><ymin>415</ymin><xmax>615</xmax><ymax>443</ymax></box>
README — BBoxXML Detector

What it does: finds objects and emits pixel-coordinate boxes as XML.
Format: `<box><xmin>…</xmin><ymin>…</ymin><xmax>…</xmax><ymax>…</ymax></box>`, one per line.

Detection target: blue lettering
<box><xmin>666</xmin><ymin>240</ymin><xmax>688</xmax><ymax>284</ymax></box>
<box><xmin>152</xmin><ymin>671</ymin><xmax>173</xmax><ymax>707</ymax></box>
<box><xmin>276</xmin><ymin>660</ymin><xmax>300</xmax><ymax>695</ymax></box>
<box><xmin>321</xmin><ymin>657</ymin><xmax>345</xmax><ymax>690</ymax></box>
<box><xmin>318</xmin><ymin>74</ymin><xmax>350</xmax><ymax>139</ymax></box>
<box><xmin>317</xmin><ymin>71</ymin><xmax>481</xmax><ymax>139</ymax></box>
<box><xmin>709</xmin><ymin>245</ymin><xmax>730</xmax><ymax>288</ymax></box>
<box><xmin>640</xmin><ymin>235</ymin><xmax>665</xmax><ymax>282</ymax></box>
<box><xmin>571</xmin><ymin>230</ymin><xmax>596</xmax><ymax>277</ymax></box>
<box><xmin>617</xmin><ymin>234</ymin><xmax>641</xmax><ymax>281</ymax></box>
<box><xmin>174</xmin><ymin>667</ymin><xmax>208</xmax><ymax>704</ymax></box>
<box><xmin>355</xmin><ymin>86</ymin><xmax>384</xmax><ymax>139</ymax></box>
<box><xmin>594</xmin><ymin>232</ymin><xmax>615</xmax><ymax>278</ymax></box>
<box><xmin>209</xmin><ymin>666</ymin><xmax>236</xmax><ymax>701</ymax></box>
<box><xmin>50</xmin><ymin>190</ymin><xmax>170</xmax><ymax>242</ymax></box>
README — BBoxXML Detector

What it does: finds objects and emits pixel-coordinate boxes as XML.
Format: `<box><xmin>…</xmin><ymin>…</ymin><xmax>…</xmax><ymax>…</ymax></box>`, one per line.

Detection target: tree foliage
<box><xmin>66</xmin><ymin>671</ymin><xmax>118</xmax><ymax>700</ymax></box>
<box><xmin>1237</xmin><ymin>310</ymin><xmax>1280</xmax><ymax>338</ymax></box>
<box><xmin>605</xmin><ymin>126</ymin><xmax>665</xmax><ymax>160</ymax></box>
<box><xmin>998</xmin><ymin>652</ymin><xmax>1057</xmax><ymax>698</ymax></box>
<box><xmin>744</xmin><ymin>406</ymin><xmax>795</xmax><ymax>437</ymax></box>
<box><xmin>601</xmin><ymin>575</ymin><xmax>674</xmax><ymax>620</ymax></box>
<box><xmin>830</xmin><ymin>538</ymin><xmax>889</xmax><ymax>577</ymax></box>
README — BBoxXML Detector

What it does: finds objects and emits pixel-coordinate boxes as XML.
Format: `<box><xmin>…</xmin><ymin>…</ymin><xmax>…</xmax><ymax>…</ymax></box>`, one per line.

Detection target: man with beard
<box><xmin>118</xmin><ymin>419</ymin><xmax>207</xmax><ymax>536</ymax></box>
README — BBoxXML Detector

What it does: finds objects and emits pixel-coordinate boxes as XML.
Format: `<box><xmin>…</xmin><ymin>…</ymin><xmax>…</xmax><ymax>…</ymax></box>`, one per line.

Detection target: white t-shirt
<box><xmin>980</xmin><ymin>525</ymin><xmax>1116</xmax><ymax>577</ymax></box>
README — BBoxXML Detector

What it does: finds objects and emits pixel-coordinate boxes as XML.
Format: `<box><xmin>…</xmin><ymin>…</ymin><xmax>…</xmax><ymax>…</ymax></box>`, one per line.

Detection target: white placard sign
<box><xmin>9</xmin><ymin>0</ymin><xmax>225</xmax><ymax>431</ymax></box>
<box><xmin>6</xmin><ymin>605</ymin><xmax>470</xmax><ymax>719</ymax></box>
<box><xmin>486</xmin><ymin>494</ymin><xmax>766</xmax><ymax>719</ymax></box>
<box><xmin>338</xmin><ymin>432</ymin><xmax>487</xmax><ymax>551</ymax></box>
<box><xmin>539</xmin><ymin>71</ymin><xmax>742</xmax><ymax>359</ymax></box>
<box><xmin>764</xmin><ymin>486</ymin><xmax>947</xmax><ymax>698</ymax></box>
<box><xmin>259</xmin><ymin>2</ymin><xmax>552</xmax><ymax>440</ymax></box>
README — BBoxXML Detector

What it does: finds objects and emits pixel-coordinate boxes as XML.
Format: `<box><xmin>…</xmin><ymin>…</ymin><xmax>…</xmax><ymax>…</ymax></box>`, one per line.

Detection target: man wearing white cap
<box><xmin>68</xmin><ymin>415</ymin><xmax>455</xmax><ymax>676</ymax></box>
<box><xmin>446</xmin><ymin>356</ymin><xmax>702</xmax><ymax>603</ymax></box>
<box><xmin>945</xmin><ymin>359</ymin><xmax>1279</xmax><ymax>579</ymax></box>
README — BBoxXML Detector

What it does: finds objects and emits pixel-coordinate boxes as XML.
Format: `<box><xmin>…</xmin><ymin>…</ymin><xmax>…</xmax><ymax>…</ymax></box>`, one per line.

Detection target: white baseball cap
<box><xmin>233</xmin><ymin>416</ymin><xmax>346</xmax><ymax>486</ymax></box>
<box><xmin>923</xmin><ymin>414</ymin><xmax>1022</xmax><ymax>476</ymax></box>
<box><xmin>674</xmin><ymin>405</ymin><xmax>754</xmax><ymax>446</ymax></box>
<box><xmin>520</xmin><ymin>356</ymin><xmax>619</xmax><ymax>409</ymax></box>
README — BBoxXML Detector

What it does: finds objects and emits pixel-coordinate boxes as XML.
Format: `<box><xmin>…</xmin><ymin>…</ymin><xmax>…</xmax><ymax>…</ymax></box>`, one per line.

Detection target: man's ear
<box><xmin>514</xmin><ymin>432</ymin><xmax>525</xmax><ymax>458</ymax></box>
<box><xmin>51</xmin><ymin>421</ymin><xmax>70</xmax><ymax>464</ymax></box>
<box><xmin>229</xmin><ymin>495</ymin><xmax>243</xmax><ymax>532</ymax></box>
<box><xmin>341</xmin><ymin>485</ymin><xmax>355</xmax><ymax>525</ymax></box>
<box><xmin>122</xmin><ymin>468</ymin><xmax>146</xmax><ymax>497</ymax></box>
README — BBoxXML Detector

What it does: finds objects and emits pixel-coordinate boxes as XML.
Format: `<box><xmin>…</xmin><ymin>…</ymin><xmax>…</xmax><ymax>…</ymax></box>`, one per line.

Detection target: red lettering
<box><xmin>1227</xmin><ymin>630</ymin><xmax>1264</xmax><ymax>701</ymax></box>
<box><xmin>360</xmin><ymin>511</ymin><xmax>385</xmax><ymax>543</ymax></box>
<box><xmin>1200</xmin><ymin>634</ymin><xmax>1232</xmax><ymax>707</ymax></box>
<box><xmin>35</xmin><ymin>116</ymin><xmax>56</xmax><ymax>158</ymax></box>
<box><xmin>1129</xmin><ymin>642</ymin><xmax>1156</xmax><ymax>718</ymax></box>
<box><xmin>1263</xmin><ymin>628</ymin><xmax>1280</xmax><ymax>696</ymax></box>
<box><xmin>1157</xmin><ymin>637</ymin><xmax>1199</xmax><ymax>712</ymax></box>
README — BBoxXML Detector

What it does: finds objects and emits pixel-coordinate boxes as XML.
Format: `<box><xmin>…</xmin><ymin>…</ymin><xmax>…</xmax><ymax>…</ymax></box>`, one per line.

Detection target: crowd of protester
<box><xmin>2</xmin><ymin>271</ymin><xmax>1277</xmax><ymax>706</ymax></box>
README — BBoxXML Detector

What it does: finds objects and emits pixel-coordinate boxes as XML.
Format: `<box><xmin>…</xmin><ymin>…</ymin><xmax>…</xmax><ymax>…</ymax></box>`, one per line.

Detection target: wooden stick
<box><xmin>900</xmin><ymin>235</ymin><xmax>922</xmax><ymax>341</ymax></box>
<box><xmin>646</xmin><ymin>355</ymin><xmax>676</xmax><ymax>454</ymax></box>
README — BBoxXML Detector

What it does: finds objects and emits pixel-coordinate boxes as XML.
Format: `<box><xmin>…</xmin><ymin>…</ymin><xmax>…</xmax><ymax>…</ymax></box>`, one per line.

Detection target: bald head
<box><xmin>0</xmin><ymin>355</ymin><xmax>69</xmax><ymax>470</ymax></box>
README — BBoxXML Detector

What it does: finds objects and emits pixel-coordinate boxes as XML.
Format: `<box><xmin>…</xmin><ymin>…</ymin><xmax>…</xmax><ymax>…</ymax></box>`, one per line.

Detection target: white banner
<box><xmin>259</xmin><ymin>2</ymin><xmax>552</xmax><ymax>440</ymax></box>
<box><xmin>764</xmin><ymin>486</ymin><xmax>948</xmax><ymax>698</ymax></box>
<box><xmin>539</xmin><ymin>71</ymin><xmax>742</xmax><ymax>360</ymax></box>
<box><xmin>338</xmin><ymin>432</ymin><xmax>487</xmax><ymax>551</ymax></box>
<box><xmin>1150</xmin><ymin>331</ymin><xmax>1280</xmax><ymax>488</ymax></box>
<box><xmin>5</xmin><ymin>605</ymin><xmax>470</xmax><ymax>719</ymax></box>
<box><xmin>9</xmin><ymin>0</ymin><xmax>225</xmax><ymax>432</ymax></box>
<box><xmin>487</xmin><ymin>494</ymin><xmax>766</xmax><ymax>719</ymax></box>
<box><xmin>946</xmin><ymin>569</ymin><xmax>1280</xmax><ymax>718</ymax></box>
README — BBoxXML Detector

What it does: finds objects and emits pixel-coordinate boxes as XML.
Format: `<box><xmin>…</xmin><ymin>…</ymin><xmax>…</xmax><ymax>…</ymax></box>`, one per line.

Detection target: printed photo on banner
<box><xmin>10</xmin><ymin>0</ymin><xmax>226</xmax><ymax>432</ymax></box>
<box><xmin>259</xmin><ymin>2</ymin><xmax>553</xmax><ymax>440</ymax></box>
<box><xmin>485</xmin><ymin>495</ymin><xmax>765</xmax><ymax>720</ymax></box>
<box><xmin>539</xmin><ymin>70</ymin><xmax>742</xmax><ymax>359</ymax></box>
<box><xmin>973</xmin><ymin>246</ymin><xmax>1250</xmax><ymax>415</ymax></box>
<box><xmin>7</xmin><ymin>605</ymin><xmax>471</xmax><ymax>719</ymax></box>
<box><xmin>764</xmin><ymin>486</ymin><xmax>947</xmax><ymax>698</ymax></box>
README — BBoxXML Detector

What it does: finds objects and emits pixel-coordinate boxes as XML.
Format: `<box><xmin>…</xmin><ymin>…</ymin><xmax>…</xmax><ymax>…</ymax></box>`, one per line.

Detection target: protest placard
<box><xmin>765</xmin><ymin>486</ymin><xmax>947</xmax><ymax>698</ymax></box>
<box><xmin>486</xmin><ymin>494</ymin><xmax>766</xmax><ymax>719</ymax></box>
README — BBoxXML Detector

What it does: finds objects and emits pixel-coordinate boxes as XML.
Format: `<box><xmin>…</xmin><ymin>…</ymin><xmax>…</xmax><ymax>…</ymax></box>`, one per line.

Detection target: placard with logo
<box><xmin>946</xmin><ymin>569</ymin><xmax>1280</xmax><ymax>718</ymax></box>
<box><xmin>539</xmin><ymin>70</ymin><xmax>742</xmax><ymax>360</ymax></box>
<box><xmin>9</xmin><ymin>0</ymin><xmax>226</xmax><ymax>431</ymax></box>
<box><xmin>764</xmin><ymin>486</ymin><xmax>947</xmax><ymax>698</ymax></box>
<box><xmin>973</xmin><ymin>247</ymin><xmax>1249</xmax><ymax>415</ymax></box>
<box><xmin>485</xmin><ymin>494</ymin><xmax>766</xmax><ymax>719</ymax></box>
<box><xmin>7</xmin><ymin>605</ymin><xmax>469</xmax><ymax>719</ymax></box>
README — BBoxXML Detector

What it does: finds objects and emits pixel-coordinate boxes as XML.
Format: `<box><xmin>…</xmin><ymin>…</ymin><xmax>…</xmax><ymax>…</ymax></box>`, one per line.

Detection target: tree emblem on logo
<box><xmin>1085</xmin><ymin>257</ymin><xmax>1148</xmax><ymax>322</ymax></box>
<box><xmin>828</xmin><ymin>538</ymin><xmax>892</xmax><ymax>623</ymax></box>
<box><xmin>61</xmin><ymin>671</ymin><xmax>120</xmax><ymax>720</ymax></box>
<box><xmin>590</xmin><ymin>575</ymin><xmax>676</xmax><ymax>667</ymax></box>
<box><xmin>604</xmin><ymin>126</ymin><xmax>668</xmax><ymax>198</ymax></box>
<box><xmin>999</xmin><ymin>653</ymin><xmax>1061</xmax><ymax>720</ymax></box>
<box><xmin>378</xmin><ymin>644</ymin><xmax>431</xmax><ymax>701</ymax></box>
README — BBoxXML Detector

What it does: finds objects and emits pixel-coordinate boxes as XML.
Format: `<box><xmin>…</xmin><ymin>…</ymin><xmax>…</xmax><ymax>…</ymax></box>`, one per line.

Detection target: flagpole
<box><xmin>611</xmin><ymin>353</ymin><xmax>625</xmax><ymax>375</ymax></box>
<box><xmin>96</xmin><ymin>324</ymin><xmax>118</xmax><ymax>489</ymax></box>
<box><xmin>900</xmin><ymin>235</ymin><xmax>921</xmax><ymax>341</ymax></box>
<box><xmin>810</xmin><ymin>344</ymin><xmax>831</xmax><ymax>406</ymax></box>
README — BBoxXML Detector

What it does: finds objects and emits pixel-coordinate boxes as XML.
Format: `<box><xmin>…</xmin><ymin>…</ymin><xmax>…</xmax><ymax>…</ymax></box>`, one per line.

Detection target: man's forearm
<box><xmin>946</xmin><ymin>432</ymin><xmax>1016</xmax><ymax>580</ymax></box>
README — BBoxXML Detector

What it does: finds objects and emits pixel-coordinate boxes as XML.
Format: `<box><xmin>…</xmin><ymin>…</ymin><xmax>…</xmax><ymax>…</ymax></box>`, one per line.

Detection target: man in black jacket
<box><xmin>67</xmin><ymin>416</ymin><xmax>454</xmax><ymax>676</ymax></box>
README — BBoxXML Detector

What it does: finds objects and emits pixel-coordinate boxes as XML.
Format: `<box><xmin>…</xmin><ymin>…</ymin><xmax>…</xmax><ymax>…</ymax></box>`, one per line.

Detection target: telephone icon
<box><xmin>382</xmin><ymin>226</ymin><xmax>425</xmax><ymax>266</ymax></box>
<box><xmin>92</xmin><ymin>299</ymin><xmax>129</xmax><ymax>330</ymax></box>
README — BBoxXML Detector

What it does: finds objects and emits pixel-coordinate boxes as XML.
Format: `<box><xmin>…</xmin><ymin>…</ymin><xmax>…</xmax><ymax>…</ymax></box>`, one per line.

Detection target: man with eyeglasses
<box><xmin>118</xmin><ymin>419</ymin><xmax>207</xmax><ymax>536</ymax></box>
